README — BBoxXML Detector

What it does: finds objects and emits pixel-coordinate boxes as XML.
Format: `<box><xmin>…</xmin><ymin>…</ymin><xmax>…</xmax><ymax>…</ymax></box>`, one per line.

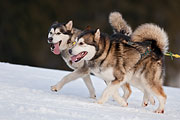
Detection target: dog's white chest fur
<box><xmin>91</xmin><ymin>67</ymin><xmax>115</xmax><ymax>81</ymax></box>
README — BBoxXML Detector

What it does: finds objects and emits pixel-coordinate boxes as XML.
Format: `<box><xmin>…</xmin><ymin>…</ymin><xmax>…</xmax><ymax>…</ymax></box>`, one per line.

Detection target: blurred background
<box><xmin>0</xmin><ymin>0</ymin><xmax>180</xmax><ymax>87</ymax></box>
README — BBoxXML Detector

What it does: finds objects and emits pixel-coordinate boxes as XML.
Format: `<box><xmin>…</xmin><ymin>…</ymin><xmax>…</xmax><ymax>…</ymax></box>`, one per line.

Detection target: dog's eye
<box><xmin>57</xmin><ymin>32</ymin><xmax>61</xmax><ymax>35</ymax></box>
<box><xmin>50</xmin><ymin>32</ymin><xmax>52</xmax><ymax>34</ymax></box>
<box><xmin>79</xmin><ymin>42</ymin><xmax>83</xmax><ymax>45</ymax></box>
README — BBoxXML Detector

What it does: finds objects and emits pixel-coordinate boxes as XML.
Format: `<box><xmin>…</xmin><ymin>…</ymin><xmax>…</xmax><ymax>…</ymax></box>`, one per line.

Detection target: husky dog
<box><xmin>70</xmin><ymin>23</ymin><xmax>168</xmax><ymax>113</ymax></box>
<box><xmin>48</xmin><ymin>21</ymin><xmax>96</xmax><ymax>98</ymax></box>
<box><xmin>48</xmin><ymin>12</ymin><xmax>132</xmax><ymax>99</ymax></box>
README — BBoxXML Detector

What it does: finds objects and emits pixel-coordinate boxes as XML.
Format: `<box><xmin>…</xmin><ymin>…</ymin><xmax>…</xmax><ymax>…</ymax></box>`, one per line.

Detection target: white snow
<box><xmin>0</xmin><ymin>62</ymin><xmax>179</xmax><ymax>120</ymax></box>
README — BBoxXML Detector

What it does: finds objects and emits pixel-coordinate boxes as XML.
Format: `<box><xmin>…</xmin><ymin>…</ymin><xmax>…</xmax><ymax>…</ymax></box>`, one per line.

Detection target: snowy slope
<box><xmin>0</xmin><ymin>62</ymin><xmax>179</xmax><ymax>120</ymax></box>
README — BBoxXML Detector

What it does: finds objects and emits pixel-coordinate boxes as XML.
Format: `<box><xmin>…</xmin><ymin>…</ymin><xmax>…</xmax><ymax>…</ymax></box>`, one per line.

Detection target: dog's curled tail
<box><xmin>109</xmin><ymin>11</ymin><xmax>132</xmax><ymax>36</ymax></box>
<box><xmin>132</xmin><ymin>23</ymin><xmax>169</xmax><ymax>54</ymax></box>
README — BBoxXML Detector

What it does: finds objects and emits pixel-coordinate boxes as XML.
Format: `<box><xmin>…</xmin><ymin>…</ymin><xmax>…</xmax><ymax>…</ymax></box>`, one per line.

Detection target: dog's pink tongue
<box><xmin>71</xmin><ymin>54</ymin><xmax>81</xmax><ymax>62</ymax></box>
<box><xmin>53</xmin><ymin>43</ymin><xmax>60</xmax><ymax>55</ymax></box>
<box><xmin>71</xmin><ymin>55</ymin><xmax>78</xmax><ymax>62</ymax></box>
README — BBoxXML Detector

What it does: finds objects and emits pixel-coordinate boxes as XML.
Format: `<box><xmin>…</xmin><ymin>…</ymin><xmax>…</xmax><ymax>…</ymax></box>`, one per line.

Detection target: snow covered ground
<box><xmin>0</xmin><ymin>62</ymin><xmax>179</xmax><ymax>120</ymax></box>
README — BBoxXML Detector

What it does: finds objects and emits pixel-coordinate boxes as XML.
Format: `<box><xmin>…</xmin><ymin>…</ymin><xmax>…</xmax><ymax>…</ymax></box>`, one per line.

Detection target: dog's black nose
<box><xmin>48</xmin><ymin>37</ymin><xmax>53</xmax><ymax>43</ymax></box>
<box><xmin>69</xmin><ymin>49</ymin><xmax>72</xmax><ymax>55</ymax></box>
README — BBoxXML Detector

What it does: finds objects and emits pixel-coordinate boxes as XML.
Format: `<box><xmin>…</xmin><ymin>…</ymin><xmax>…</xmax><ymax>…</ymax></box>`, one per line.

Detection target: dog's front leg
<box><xmin>122</xmin><ymin>83</ymin><xmax>132</xmax><ymax>101</ymax></box>
<box><xmin>82</xmin><ymin>75</ymin><xmax>96</xmax><ymax>99</ymax></box>
<box><xmin>103</xmin><ymin>81</ymin><xmax>131</xmax><ymax>102</ymax></box>
<box><xmin>51</xmin><ymin>68</ymin><xmax>96</xmax><ymax>98</ymax></box>
<box><xmin>51</xmin><ymin>68</ymin><xmax>87</xmax><ymax>90</ymax></box>
<box><xmin>97</xmin><ymin>80</ymin><xmax>127</xmax><ymax>107</ymax></box>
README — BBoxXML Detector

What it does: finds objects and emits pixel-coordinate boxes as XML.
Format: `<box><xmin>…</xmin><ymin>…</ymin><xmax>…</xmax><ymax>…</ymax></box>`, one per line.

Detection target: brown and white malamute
<box><xmin>70</xmin><ymin>23</ymin><xmax>168</xmax><ymax>113</ymax></box>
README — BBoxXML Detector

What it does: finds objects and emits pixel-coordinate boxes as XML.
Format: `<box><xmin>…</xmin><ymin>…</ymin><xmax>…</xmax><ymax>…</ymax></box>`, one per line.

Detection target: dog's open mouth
<box><xmin>71</xmin><ymin>51</ymin><xmax>88</xmax><ymax>62</ymax></box>
<box><xmin>50</xmin><ymin>40</ymin><xmax>62</xmax><ymax>55</ymax></box>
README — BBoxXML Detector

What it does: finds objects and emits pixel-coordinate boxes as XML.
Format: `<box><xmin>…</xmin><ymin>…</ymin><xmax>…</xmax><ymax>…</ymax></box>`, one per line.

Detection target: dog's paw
<box><xmin>121</xmin><ymin>102</ymin><xmax>128</xmax><ymax>107</ymax></box>
<box><xmin>115</xmin><ymin>98</ymin><xmax>128</xmax><ymax>107</ymax></box>
<box><xmin>90</xmin><ymin>94</ymin><xmax>96</xmax><ymax>99</ymax></box>
<box><xmin>96</xmin><ymin>99</ymin><xmax>105</xmax><ymax>104</ymax></box>
<box><xmin>142</xmin><ymin>102</ymin><xmax>148</xmax><ymax>107</ymax></box>
<box><xmin>154</xmin><ymin>109</ymin><xmax>164</xmax><ymax>114</ymax></box>
<box><xmin>51</xmin><ymin>85</ymin><xmax>58</xmax><ymax>92</ymax></box>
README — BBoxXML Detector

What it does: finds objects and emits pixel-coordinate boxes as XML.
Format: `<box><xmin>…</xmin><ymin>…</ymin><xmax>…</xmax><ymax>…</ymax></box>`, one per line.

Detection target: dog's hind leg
<box><xmin>143</xmin><ymin>62</ymin><xmax>166</xmax><ymax>113</ymax></box>
<box><xmin>149</xmin><ymin>84</ymin><xmax>166</xmax><ymax>113</ymax></box>
<box><xmin>130</xmin><ymin>78</ymin><xmax>155</xmax><ymax>106</ymax></box>
<box><xmin>142</xmin><ymin>90</ymin><xmax>155</xmax><ymax>107</ymax></box>
<box><xmin>143</xmin><ymin>74</ymin><xmax>166</xmax><ymax>113</ymax></box>
<box><xmin>82</xmin><ymin>75</ymin><xmax>96</xmax><ymax>99</ymax></box>
<box><xmin>134</xmin><ymin>84</ymin><xmax>155</xmax><ymax>107</ymax></box>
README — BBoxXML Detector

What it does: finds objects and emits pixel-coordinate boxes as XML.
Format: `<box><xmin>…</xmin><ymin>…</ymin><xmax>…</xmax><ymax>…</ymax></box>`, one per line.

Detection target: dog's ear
<box><xmin>66</xmin><ymin>20</ymin><xmax>73</xmax><ymax>31</ymax></box>
<box><xmin>94</xmin><ymin>29</ymin><xmax>100</xmax><ymax>42</ymax></box>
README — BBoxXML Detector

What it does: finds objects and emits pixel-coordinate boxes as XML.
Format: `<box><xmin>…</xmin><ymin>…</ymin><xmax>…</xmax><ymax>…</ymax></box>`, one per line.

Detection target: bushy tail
<box><xmin>109</xmin><ymin>11</ymin><xmax>132</xmax><ymax>36</ymax></box>
<box><xmin>131</xmin><ymin>23</ymin><xmax>169</xmax><ymax>54</ymax></box>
